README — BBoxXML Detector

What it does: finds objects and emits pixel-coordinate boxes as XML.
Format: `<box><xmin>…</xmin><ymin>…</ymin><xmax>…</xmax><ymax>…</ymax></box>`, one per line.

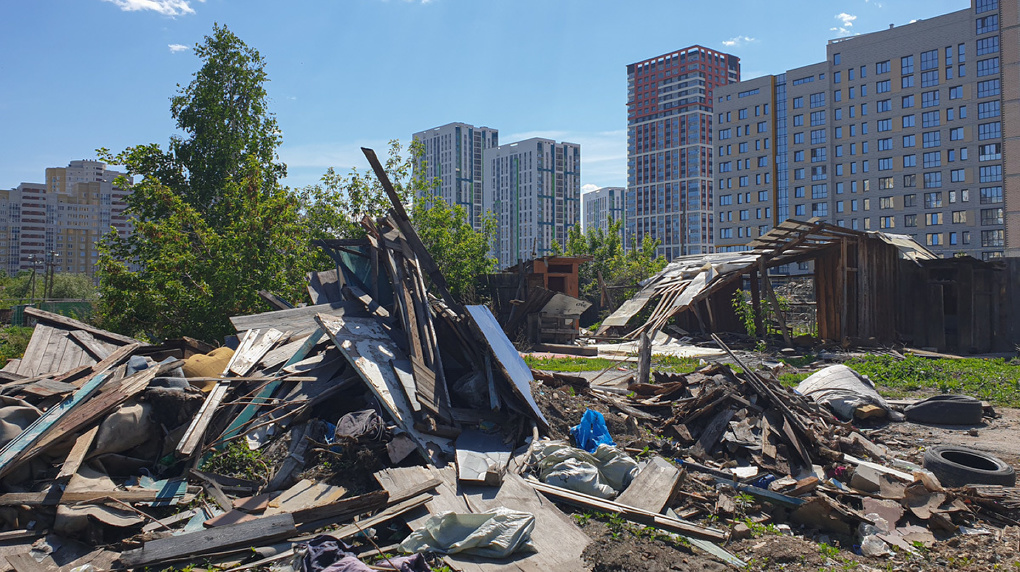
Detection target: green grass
<box><xmin>523</xmin><ymin>355</ymin><xmax>624</xmax><ymax>372</ymax></box>
<box><xmin>0</xmin><ymin>326</ymin><xmax>33</xmax><ymax>367</ymax></box>
<box><xmin>846</xmin><ymin>353</ymin><xmax>1020</xmax><ymax>408</ymax></box>
<box><xmin>779</xmin><ymin>372</ymin><xmax>810</xmax><ymax>388</ymax></box>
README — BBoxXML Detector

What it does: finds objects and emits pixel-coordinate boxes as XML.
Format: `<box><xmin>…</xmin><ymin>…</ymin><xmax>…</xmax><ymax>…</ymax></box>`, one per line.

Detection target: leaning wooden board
<box><xmin>315</xmin><ymin>313</ymin><xmax>452</xmax><ymax>464</ymax></box>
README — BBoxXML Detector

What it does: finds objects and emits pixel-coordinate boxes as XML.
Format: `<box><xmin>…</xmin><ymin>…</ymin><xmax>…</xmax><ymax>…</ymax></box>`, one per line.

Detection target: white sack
<box><xmin>399</xmin><ymin>507</ymin><xmax>536</xmax><ymax>558</ymax></box>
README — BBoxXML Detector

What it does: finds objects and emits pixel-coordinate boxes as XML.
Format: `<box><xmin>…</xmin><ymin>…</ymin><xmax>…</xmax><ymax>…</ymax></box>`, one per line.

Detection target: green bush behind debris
<box><xmin>847</xmin><ymin>353</ymin><xmax>1020</xmax><ymax>407</ymax></box>
<box><xmin>0</xmin><ymin>326</ymin><xmax>33</xmax><ymax>368</ymax></box>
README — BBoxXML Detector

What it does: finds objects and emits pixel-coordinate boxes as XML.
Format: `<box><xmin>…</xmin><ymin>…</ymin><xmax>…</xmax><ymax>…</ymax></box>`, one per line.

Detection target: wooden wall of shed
<box><xmin>894</xmin><ymin>258</ymin><xmax>1013</xmax><ymax>354</ymax></box>
<box><xmin>813</xmin><ymin>245</ymin><xmax>842</xmax><ymax>342</ymax></box>
<box><xmin>815</xmin><ymin>238</ymin><xmax>901</xmax><ymax>344</ymax></box>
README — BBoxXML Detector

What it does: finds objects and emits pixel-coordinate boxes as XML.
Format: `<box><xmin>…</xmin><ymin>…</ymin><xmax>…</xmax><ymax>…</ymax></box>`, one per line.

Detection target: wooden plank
<box><xmin>58</xmin><ymin>342</ymin><xmax>141</xmax><ymax>386</ymax></box>
<box><xmin>119</xmin><ymin>513</ymin><xmax>298</xmax><ymax>569</ymax></box>
<box><xmin>55</xmin><ymin>426</ymin><xmax>99</xmax><ymax>482</ymax></box>
<box><xmin>0</xmin><ymin>488</ymin><xmax>184</xmax><ymax>506</ymax></box>
<box><xmin>529</xmin><ymin>479</ymin><xmax>728</xmax><ymax>542</ymax></box>
<box><xmin>615</xmin><ymin>456</ymin><xmax>681</xmax><ymax>514</ymax></box>
<box><xmin>315</xmin><ymin>313</ymin><xmax>452</xmax><ymax>464</ymax></box>
<box><xmin>15</xmin><ymin>324</ymin><xmax>55</xmax><ymax>377</ymax></box>
<box><xmin>68</xmin><ymin>329</ymin><xmax>113</xmax><ymax>361</ymax></box>
<box><xmin>229</xmin><ymin>301</ymin><xmax>360</xmax><ymax>336</ymax></box>
<box><xmin>0</xmin><ymin>370</ymin><xmax>110</xmax><ymax>480</ymax></box>
<box><xmin>691</xmin><ymin>408</ymin><xmax>735</xmax><ymax>460</ymax></box>
<box><xmin>229</xmin><ymin>328</ymin><xmax>284</xmax><ymax>376</ymax></box>
<box><xmin>6</xmin><ymin>553</ymin><xmax>54</xmax><ymax>572</ymax></box>
<box><xmin>24</xmin><ymin>307</ymin><xmax>138</xmax><ymax>345</ymax></box>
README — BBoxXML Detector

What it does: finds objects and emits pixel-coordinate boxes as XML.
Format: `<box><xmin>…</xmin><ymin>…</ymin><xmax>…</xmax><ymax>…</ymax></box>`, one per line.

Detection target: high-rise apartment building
<box><xmin>483</xmin><ymin>137</ymin><xmax>581</xmax><ymax>268</ymax></box>
<box><xmin>0</xmin><ymin>160</ymin><xmax>131</xmax><ymax>277</ymax></box>
<box><xmin>583</xmin><ymin>186</ymin><xmax>625</xmax><ymax>238</ymax></box>
<box><xmin>626</xmin><ymin>46</ymin><xmax>740</xmax><ymax>258</ymax></box>
<box><xmin>412</xmin><ymin>122</ymin><xmax>499</xmax><ymax>231</ymax></box>
<box><xmin>714</xmin><ymin>0</ymin><xmax>1018</xmax><ymax>261</ymax></box>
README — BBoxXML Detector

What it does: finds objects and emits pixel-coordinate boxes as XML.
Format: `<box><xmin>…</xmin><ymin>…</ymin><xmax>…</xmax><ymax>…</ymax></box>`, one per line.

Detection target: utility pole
<box><xmin>45</xmin><ymin>251</ymin><xmax>59</xmax><ymax>300</ymax></box>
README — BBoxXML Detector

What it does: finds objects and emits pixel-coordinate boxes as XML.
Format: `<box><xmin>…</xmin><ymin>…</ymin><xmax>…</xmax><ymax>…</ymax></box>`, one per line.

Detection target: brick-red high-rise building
<box><xmin>626</xmin><ymin>46</ymin><xmax>740</xmax><ymax>257</ymax></box>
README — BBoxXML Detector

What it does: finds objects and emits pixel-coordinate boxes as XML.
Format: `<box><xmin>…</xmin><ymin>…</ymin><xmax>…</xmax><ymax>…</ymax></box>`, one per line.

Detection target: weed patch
<box><xmin>846</xmin><ymin>354</ymin><xmax>1020</xmax><ymax>407</ymax></box>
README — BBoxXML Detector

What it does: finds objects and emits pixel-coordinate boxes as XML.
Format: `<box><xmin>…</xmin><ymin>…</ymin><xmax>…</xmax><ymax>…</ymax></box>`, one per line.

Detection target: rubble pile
<box><xmin>0</xmin><ymin>150</ymin><xmax>1014</xmax><ymax>571</ymax></box>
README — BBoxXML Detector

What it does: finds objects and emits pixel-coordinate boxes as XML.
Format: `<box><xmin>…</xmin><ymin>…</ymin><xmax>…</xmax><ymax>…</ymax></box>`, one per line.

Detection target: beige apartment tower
<box><xmin>713</xmin><ymin>0</ymin><xmax>1017</xmax><ymax>262</ymax></box>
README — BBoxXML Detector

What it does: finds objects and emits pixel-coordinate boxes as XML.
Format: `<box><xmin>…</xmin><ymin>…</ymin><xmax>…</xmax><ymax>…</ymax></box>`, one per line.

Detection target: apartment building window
<box><xmin>903</xmin><ymin>154</ymin><xmax>917</xmax><ymax>168</ymax></box>
<box><xmin>834</xmin><ymin>71</ymin><xmax>842</xmax><ymax>84</ymax></box>
<box><xmin>861</xmin><ymin>65</ymin><xmax>867</xmax><ymax>78</ymax></box>
<box><xmin>902</xmin><ymin>75</ymin><xmax>915</xmax><ymax>89</ymax></box>
<box><xmin>921</xmin><ymin>71</ymin><xmax>939</xmax><ymax>88</ymax></box>
<box><xmin>923</xmin><ymin>131</ymin><xmax>941</xmax><ymax>148</ymax></box>
<box><xmin>861</xmin><ymin>160</ymin><xmax>869</xmax><ymax>173</ymax></box>
<box><xmin>861</xmin><ymin>103</ymin><xmax>868</xmax><ymax>116</ymax></box>
<box><xmin>878</xmin><ymin>138</ymin><xmax>893</xmax><ymax>151</ymax></box>
<box><xmin>926</xmin><ymin>212</ymin><xmax>943</xmax><ymax>225</ymax></box>
<box><xmin>757</xmin><ymin>156</ymin><xmax>768</xmax><ymax>167</ymax></box>
<box><xmin>925</xmin><ymin>192</ymin><xmax>943</xmax><ymax>208</ymax></box>
<box><xmin>794</xmin><ymin>168</ymin><xmax>805</xmax><ymax>180</ymax></box>
<box><xmin>980</xmin><ymin>165</ymin><xmax>1003</xmax><ymax>183</ymax></box>
<box><xmin>977</xmin><ymin>79</ymin><xmax>1000</xmax><ymax>97</ymax></box>
<box><xmin>795</xmin><ymin>205</ymin><xmax>806</xmax><ymax>216</ymax></box>
<box><xmin>875</xmin><ymin>60</ymin><xmax>890</xmax><ymax>75</ymax></box>
<box><xmin>835</xmin><ymin>108</ymin><xmax>843</xmax><ymax>120</ymax></box>
<box><xmin>810</xmin><ymin>92</ymin><xmax>825</xmax><ymax>108</ymax></box>
<box><xmin>904</xmin><ymin>214</ymin><xmax>917</xmax><ymax>227</ymax></box>
<box><xmin>739</xmin><ymin>209</ymin><xmax>749</xmax><ymax>221</ymax></box>
<box><xmin>977</xmin><ymin>57</ymin><xmax>1000</xmax><ymax>77</ymax></box>
<box><xmin>959</xmin><ymin>105</ymin><xmax>968</xmax><ymax>118</ymax></box>
<box><xmin>979</xmin><ymin>143</ymin><xmax>1002</xmax><ymax>161</ymax></box>
<box><xmin>719</xmin><ymin>228</ymin><xmax>733</xmax><ymax>239</ymax></box>
<box><xmin>880</xmin><ymin>196</ymin><xmax>895</xmax><ymax>209</ymax></box>
<box><xmin>794</xmin><ymin>150</ymin><xmax>805</xmax><ymax>162</ymax></box>
<box><xmin>921</xmin><ymin>50</ymin><xmax>939</xmax><ymax>70</ymax></box>
<box><xmin>739</xmin><ymin>142</ymin><xmax>748</xmax><ymax>152</ymax></box>
<box><xmin>739</xmin><ymin>176</ymin><xmax>749</xmax><ymax>187</ymax></box>
<box><xmin>902</xmin><ymin>96</ymin><xmax>915</xmax><ymax>110</ymax></box>
<box><xmin>812</xmin><ymin>202</ymin><xmax>828</xmax><ymax>217</ymax></box>
<box><xmin>793</xmin><ymin>96</ymin><xmax>804</xmax><ymax>108</ymax></box>
<box><xmin>719</xmin><ymin>194</ymin><xmax>733</xmax><ymax>206</ymax></box>
<box><xmin>924</xmin><ymin>172</ymin><xmax>943</xmax><ymax>188</ymax></box>
<box><xmin>982</xmin><ymin>229</ymin><xmax>1005</xmax><ymax>248</ymax></box>
<box><xmin>951</xmin><ymin>169</ymin><xmax>966</xmax><ymax>183</ymax></box>
<box><xmin>793</xmin><ymin>132</ymin><xmax>804</xmax><ymax>144</ymax></box>
<box><xmin>811</xmin><ymin>148</ymin><xmax>827</xmax><ymax>162</ymax></box>
<box><xmin>978</xmin><ymin>101</ymin><xmax>1000</xmax><ymax>118</ymax></box>
<box><xmin>921</xmin><ymin>111</ymin><xmax>940</xmax><ymax>128</ymax></box>
<box><xmin>976</xmin><ymin>0</ymin><xmax>998</xmax><ymax>12</ymax></box>
<box><xmin>795</xmin><ymin>186</ymin><xmax>805</xmax><ymax>198</ymax></box>
<box><xmin>978</xmin><ymin>122</ymin><xmax>1001</xmax><ymax>140</ymax></box>
<box><xmin>811</xmin><ymin>184</ymin><xmax>828</xmax><ymax>199</ymax></box>
<box><xmin>835</xmin><ymin>126</ymin><xmax>843</xmax><ymax>139</ymax></box>
<box><xmin>902</xmin><ymin>115</ymin><xmax>915</xmax><ymax>128</ymax></box>
<box><xmin>875</xmin><ymin>119</ymin><xmax>890</xmax><ymax>132</ymax></box>
<box><xmin>837</xmin><ymin>201</ymin><xmax>845</xmax><ymax>213</ymax></box>
<box><xmin>758</xmin><ymin>190</ymin><xmax>769</xmax><ymax>201</ymax></box>
<box><xmin>861</xmin><ymin>122</ymin><xmax>869</xmax><ymax>134</ymax></box>
<box><xmin>757</xmin><ymin>121</ymin><xmax>767</xmax><ymax>133</ymax></box>
<box><xmin>923</xmin><ymin>151</ymin><xmax>942</xmax><ymax>168</ymax></box>
<box><xmin>879</xmin><ymin>177</ymin><xmax>894</xmax><ymax>190</ymax></box>
<box><xmin>904</xmin><ymin>194</ymin><xmax>917</xmax><ymax>207</ymax></box>
<box><xmin>947</xmin><ymin>108</ymin><xmax>956</xmax><ymax>121</ymax></box>
<box><xmin>981</xmin><ymin>207</ymin><xmax>1003</xmax><ymax>225</ymax></box>
<box><xmin>880</xmin><ymin>216</ymin><xmax>895</xmax><ymax>229</ymax></box>
<box><xmin>851</xmin><ymin>199</ymin><xmax>859</xmax><ymax>211</ymax></box>
<box><xmin>812</xmin><ymin>166</ymin><xmax>827</xmax><ymax>180</ymax></box>
<box><xmin>976</xmin><ymin>15</ymin><xmax>999</xmax><ymax>35</ymax></box>
<box><xmin>953</xmin><ymin>211</ymin><xmax>967</xmax><ymax>223</ymax></box>
<box><xmin>927</xmin><ymin>234</ymin><xmax>943</xmax><ymax>246</ymax></box>
<box><xmin>810</xmin><ymin>111</ymin><xmax>825</xmax><ymax>126</ymax></box>
<box><xmin>876</xmin><ymin>80</ymin><xmax>891</xmax><ymax>93</ymax></box>
<box><xmin>793</xmin><ymin>115</ymin><xmax>804</xmax><ymax>127</ymax></box>
<box><xmin>811</xmin><ymin>129</ymin><xmax>826</xmax><ymax>144</ymax></box>
<box><xmin>905</xmin><ymin>174</ymin><xmax>917</xmax><ymax>188</ymax></box>
<box><xmin>977</xmin><ymin>36</ymin><xmax>999</xmax><ymax>56</ymax></box>
<box><xmin>922</xmin><ymin>90</ymin><xmax>940</xmax><ymax>108</ymax></box>
<box><xmin>901</xmin><ymin>55</ymin><xmax>914</xmax><ymax>74</ymax></box>
<box><xmin>877</xmin><ymin>99</ymin><xmax>891</xmax><ymax>113</ymax></box>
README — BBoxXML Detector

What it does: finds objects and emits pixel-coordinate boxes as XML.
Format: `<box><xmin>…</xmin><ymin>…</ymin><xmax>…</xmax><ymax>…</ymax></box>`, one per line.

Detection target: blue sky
<box><xmin>1</xmin><ymin>0</ymin><xmax>969</xmax><ymax>194</ymax></box>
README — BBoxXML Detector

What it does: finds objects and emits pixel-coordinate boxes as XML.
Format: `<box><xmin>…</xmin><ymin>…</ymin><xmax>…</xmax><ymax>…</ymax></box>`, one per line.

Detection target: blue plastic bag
<box><xmin>569</xmin><ymin>409</ymin><xmax>615</xmax><ymax>453</ymax></box>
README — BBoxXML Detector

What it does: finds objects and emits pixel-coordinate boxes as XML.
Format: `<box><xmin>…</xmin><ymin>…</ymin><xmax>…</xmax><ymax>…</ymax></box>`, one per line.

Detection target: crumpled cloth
<box><xmin>399</xmin><ymin>507</ymin><xmax>536</xmax><ymax>559</ymax></box>
<box><xmin>531</xmin><ymin>440</ymin><xmax>638</xmax><ymax>499</ymax></box>
<box><xmin>302</xmin><ymin>535</ymin><xmax>429</xmax><ymax>572</ymax></box>
<box><xmin>334</xmin><ymin>409</ymin><xmax>388</xmax><ymax>443</ymax></box>
<box><xmin>795</xmin><ymin>365</ymin><xmax>904</xmax><ymax>421</ymax></box>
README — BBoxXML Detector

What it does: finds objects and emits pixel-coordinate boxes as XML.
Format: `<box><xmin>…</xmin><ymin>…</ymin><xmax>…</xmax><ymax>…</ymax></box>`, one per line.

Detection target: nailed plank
<box><xmin>15</xmin><ymin>323</ymin><xmax>56</xmax><ymax>377</ymax></box>
<box><xmin>68</xmin><ymin>330</ymin><xmax>113</xmax><ymax>361</ymax></box>
<box><xmin>230</xmin><ymin>301</ymin><xmax>361</xmax><ymax>337</ymax></box>
<box><xmin>119</xmin><ymin>513</ymin><xmax>298</xmax><ymax>569</ymax></box>
<box><xmin>315</xmin><ymin>313</ymin><xmax>452</xmax><ymax>464</ymax></box>
<box><xmin>56</xmin><ymin>426</ymin><xmax>99</xmax><ymax>482</ymax></box>
<box><xmin>307</xmin><ymin>269</ymin><xmax>344</xmax><ymax>304</ymax></box>
<box><xmin>229</xmin><ymin>328</ymin><xmax>284</xmax><ymax>376</ymax></box>
<box><xmin>6</xmin><ymin>553</ymin><xmax>54</xmax><ymax>572</ymax></box>
<box><xmin>24</xmin><ymin>307</ymin><xmax>138</xmax><ymax>345</ymax></box>
<box><xmin>615</xmin><ymin>456</ymin><xmax>681</xmax><ymax>514</ymax></box>
<box><xmin>0</xmin><ymin>488</ymin><xmax>186</xmax><ymax>506</ymax></box>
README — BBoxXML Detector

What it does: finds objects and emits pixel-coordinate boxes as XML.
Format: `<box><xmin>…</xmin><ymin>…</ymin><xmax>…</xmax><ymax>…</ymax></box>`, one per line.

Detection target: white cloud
<box><xmin>581</xmin><ymin>184</ymin><xmax>600</xmax><ymax>195</ymax></box>
<box><xmin>167</xmin><ymin>43</ymin><xmax>189</xmax><ymax>53</ymax></box>
<box><xmin>831</xmin><ymin>12</ymin><xmax>857</xmax><ymax>36</ymax></box>
<box><xmin>721</xmin><ymin>35</ymin><xmax>757</xmax><ymax>48</ymax></box>
<box><xmin>102</xmin><ymin>0</ymin><xmax>202</xmax><ymax>16</ymax></box>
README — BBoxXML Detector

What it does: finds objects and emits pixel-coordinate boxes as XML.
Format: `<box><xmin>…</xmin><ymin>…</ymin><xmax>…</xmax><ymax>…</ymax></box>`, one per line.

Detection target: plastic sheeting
<box><xmin>795</xmin><ymin>365</ymin><xmax>904</xmax><ymax>421</ymax></box>
<box><xmin>399</xmin><ymin>507</ymin><xmax>536</xmax><ymax>559</ymax></box>
<box><xmin>570</xmin><ymin>409</ymin><xmax>614</xmax><ymax>452</ymax></box>
<box><xmin>531</xmin><ymin>440</ymin><xmax>639</xmax><ymax>499</ymax></box>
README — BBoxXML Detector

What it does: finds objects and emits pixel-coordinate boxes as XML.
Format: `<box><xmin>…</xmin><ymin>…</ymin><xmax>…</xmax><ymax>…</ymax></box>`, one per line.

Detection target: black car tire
<box><xmin>922</xmin><ymin>445</ymin><xmax>1016</xmax><ymax>487</ymax></box>
<box><xmin>904</xmin><ymin>394</ymin><xmax>984</xmax><ymax>425</ymax></box>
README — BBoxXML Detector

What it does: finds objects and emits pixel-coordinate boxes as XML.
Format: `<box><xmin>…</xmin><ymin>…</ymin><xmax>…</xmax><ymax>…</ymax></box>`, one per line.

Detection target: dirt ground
<box><xmin>529</xmin><ymin>364</ymin><xmax>1020</xmax><ymax>572</ymax></box>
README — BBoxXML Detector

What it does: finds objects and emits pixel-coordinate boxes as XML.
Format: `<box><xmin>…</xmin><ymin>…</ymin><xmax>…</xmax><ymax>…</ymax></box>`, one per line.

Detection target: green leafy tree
<box><xmin>96</xmin><ymin>25</ymin><xmax>312</xmax><ymax>342</ymax></box>
<box><xmin>556</xmin><ymin>217</ymin><xmax>668</xmax><ymax>311</ymax></box>
<box><xmin>301</xmin><ymin>140</ymin><xmax>496</xmax><ymax>301</ymax></box>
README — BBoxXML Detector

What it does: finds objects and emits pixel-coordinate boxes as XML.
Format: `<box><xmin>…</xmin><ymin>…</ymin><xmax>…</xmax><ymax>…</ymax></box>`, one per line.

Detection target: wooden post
<box><xmin>759</xmin><ymin>258</ymin><xmax>792</xmax><ymax>347</ymax></box>
<box><xmin>637</xmin><ymin>331</ymin><xmax>651</xmax><ymax>386</ymax></box>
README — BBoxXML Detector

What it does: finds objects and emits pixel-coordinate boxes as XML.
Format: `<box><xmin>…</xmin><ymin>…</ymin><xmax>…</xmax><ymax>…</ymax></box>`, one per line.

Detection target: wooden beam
<box><xmin>759</xmin><ymin>257</ymin><xmax>792</xmax><ymax>347</ymax></box>
<box><xmin>23</xmin><ymin>307</ymin><xmax>138</xmax><ymax>345</ymax></box>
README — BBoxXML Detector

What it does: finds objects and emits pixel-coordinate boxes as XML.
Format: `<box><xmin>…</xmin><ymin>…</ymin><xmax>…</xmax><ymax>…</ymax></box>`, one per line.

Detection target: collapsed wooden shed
<box><xmin>598</xmin><ymin>219</ymin><xmax>1018</xmax><ymax>352</ymax></box>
